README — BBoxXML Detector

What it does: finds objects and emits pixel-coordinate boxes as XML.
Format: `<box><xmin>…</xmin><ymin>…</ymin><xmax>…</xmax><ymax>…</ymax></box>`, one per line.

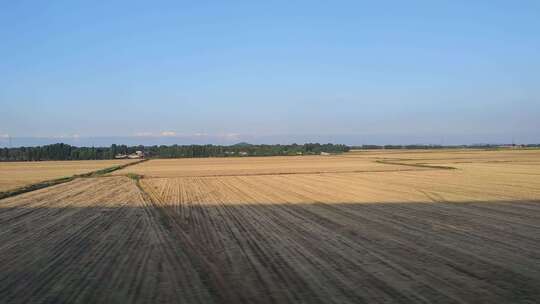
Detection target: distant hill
<box><xmin>232</xmin><ymin>142</ymin><xmax>253</xmax><ymax>147</ymax></box>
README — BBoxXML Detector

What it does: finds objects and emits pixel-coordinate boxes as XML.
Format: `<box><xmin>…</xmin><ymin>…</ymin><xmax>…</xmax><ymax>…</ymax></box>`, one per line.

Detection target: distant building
<box><xmin>320</xmin><ymin>152</ymin><xmax>331</xmax><ymax>156</ymax></box>
<box><xmin>117</xmin><ymin>150</ymin><xmax>144</xmax><ymax>159</ymax></box>
<box><xmin>497</xmin><ymin>145</ymin><xmax>524</xmax><ymax>149</ymax></box>
<box><xmin>239</xmin><ymin>151</ymin><xmax>248</xmax><ymax>156</ymax></box>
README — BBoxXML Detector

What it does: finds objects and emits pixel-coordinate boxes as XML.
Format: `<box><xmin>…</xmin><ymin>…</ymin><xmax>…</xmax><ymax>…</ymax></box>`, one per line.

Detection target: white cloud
<box><xmin>0</xmin><ymin>134</ymin><xmax>9</xmax><ymax>139</ymax></box>
<box><xmin>133</xmin><ymin>131</ymin><xmax>209</xmax><ymax>138</ymax></box>
<box><xmin>160</xmin><ymin>131</ymin><xmax>177</xmax><ymax>137</ymax></box>
<box><xmin>43</xmin><ymin>134</ymin><xmax>81</xmax><ymax>139</ymax></box>
<box><xmin>223</xmin><ymin>133</ymin><xmax>241</xmax><ymax>139</ymax></box>
<box><xmin>134</xmin><ymin>132</ymin><xmax>153</xmax><ymax>137</ymax></box>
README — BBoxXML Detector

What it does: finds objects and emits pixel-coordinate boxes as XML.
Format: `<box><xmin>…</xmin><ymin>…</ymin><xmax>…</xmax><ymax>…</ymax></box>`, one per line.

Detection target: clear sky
<box><xmin>1</xmin><ymin>0</ymin><xmax>539</xmax><ymax>146</ymax></box>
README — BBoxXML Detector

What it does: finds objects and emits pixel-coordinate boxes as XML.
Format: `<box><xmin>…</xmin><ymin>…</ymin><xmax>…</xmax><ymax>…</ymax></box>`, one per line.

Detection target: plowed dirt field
<box><xmin>1</xmin><ymin>149</ymin><xmax>540</xmax><ymax>303</ymax></box>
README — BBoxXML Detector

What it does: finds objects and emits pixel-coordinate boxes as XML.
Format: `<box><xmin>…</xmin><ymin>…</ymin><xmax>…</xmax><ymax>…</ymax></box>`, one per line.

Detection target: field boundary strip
<box><xmin>0</xmin><ymin>159</ymin><xmax>148</xmax><ymax>201</ymax></box>
<box><xmin>136</xmin><ymin>167</ymin><xmax>447</xmax><ymax>179</ymax></box>
<box><xmin>375</xmin><ymin>159</ymin><xmax>457</xmax><ymax>170</ymax></box>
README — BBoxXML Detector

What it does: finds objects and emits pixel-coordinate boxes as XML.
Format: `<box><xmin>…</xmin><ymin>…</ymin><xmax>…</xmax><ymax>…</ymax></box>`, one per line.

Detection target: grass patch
<box><xmin>126</xmin><ymin>173</ymin><xmax>143</xmax><ymax>181</ymax></box>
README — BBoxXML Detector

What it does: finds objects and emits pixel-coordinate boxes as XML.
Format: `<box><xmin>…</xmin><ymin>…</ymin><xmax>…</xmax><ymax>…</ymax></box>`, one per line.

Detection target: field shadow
<box><xmin>1</xmin><ymin>200</ymin><xmax>540</xmax><ymax>304</ymax></box>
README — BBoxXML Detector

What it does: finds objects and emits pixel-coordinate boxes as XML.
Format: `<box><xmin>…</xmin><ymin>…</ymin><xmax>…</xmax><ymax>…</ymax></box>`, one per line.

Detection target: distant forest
<box><xmin>2</xmin><ymin>143</ymin><xmax>538</xmax><ymax>161</ymax></box>
<box><xmin>0</xmin><ymin>143</ymin><xmax>350</xmax><ymax>161</ymax></box>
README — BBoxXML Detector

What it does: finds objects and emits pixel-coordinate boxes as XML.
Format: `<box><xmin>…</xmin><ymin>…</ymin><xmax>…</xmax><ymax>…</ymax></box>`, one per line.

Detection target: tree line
<box><xmin>0</xmin><ymin>143</ymin><xmax>350</xmax><ymax>161</ymax></box>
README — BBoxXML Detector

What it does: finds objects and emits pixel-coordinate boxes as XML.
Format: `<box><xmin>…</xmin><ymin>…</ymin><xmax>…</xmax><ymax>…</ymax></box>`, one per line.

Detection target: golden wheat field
<box><xmin>112</xmin><ymin>154</ymin><xmax>421</xmax><ymax>177</ymax></box>
<box><xmin>0</xmin><ymin>159</ymin><xmax>137</xmax><ymax>192</ymax></box>
<box><xmin>1</xmin><ymin>149</ymin><xmax>540</xmax><ymax>303</ymax></box>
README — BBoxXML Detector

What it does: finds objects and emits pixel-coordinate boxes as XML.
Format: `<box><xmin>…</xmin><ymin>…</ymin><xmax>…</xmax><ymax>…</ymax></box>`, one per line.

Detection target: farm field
<box><xmin>0</xmin><ymin>159</ymin><xmax>138</xmax><ymax>192</ymax></box>
<box><xmin>1</xmin><ymin>149</ymin><xmax>540</xmax><ymax>303</ymax></box>
<box><xmin>112</xmin><ymin>154</ymin><xmax>425</xmax><ymax>177</ymax></box>
<box><xmin>348</xmin><ymin>148</ymin><xmax>540</xmax><ymax>169</ymax></box>
<box><xmin>114</xmin><ymin>148</ymin><xmax>540</xmax><ymax>178</ymax></box>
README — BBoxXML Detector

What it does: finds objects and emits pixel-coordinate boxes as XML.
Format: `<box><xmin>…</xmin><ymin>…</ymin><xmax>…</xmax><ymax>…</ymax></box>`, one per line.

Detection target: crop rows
<box><xmin>1</xmin><ymin>150</ymin><xmax>540</xmax><ymax>303</ymax></box>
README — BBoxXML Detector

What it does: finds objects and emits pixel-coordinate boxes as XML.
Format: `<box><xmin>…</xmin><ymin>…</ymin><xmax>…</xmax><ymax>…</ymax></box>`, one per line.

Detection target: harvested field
<box><xmin>142</xmin><ymin>169</ymin><xmax>540</xmax><ymax>205</ymax></box>
<box><xmin>1</xmin><ymin>149</ymin><xmax>540</xmax><ymax>303</ymax></box>
<box><xmin>0</xmin><ymin>159</ymin><xmax>137</xmax><ymax>192</ymax></box>
<box><xmin>347</xmin><ymin>148</ymin><xmax>540</xmax><ymax>166</ymax></box>
<box><xmin>0</xmin><ymin>177</ymin><xmax>219</xmax><ymax>303</ymax></box>
<box><xmin>115</xmin><ymin>149</ymin><xmax>540</xmax><ymax>178</ymax></box>
<box><xmin>112</xmin><ymin>155</ymin><xmax>428</xmax><ymax>178</ymax></box>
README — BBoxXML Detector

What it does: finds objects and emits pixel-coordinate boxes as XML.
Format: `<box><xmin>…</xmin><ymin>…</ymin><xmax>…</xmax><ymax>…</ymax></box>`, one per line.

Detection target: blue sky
<box><xmin>1</xmin><ymin>0</ymin><xmax>539</xmax><ymax>146</ymax></box>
